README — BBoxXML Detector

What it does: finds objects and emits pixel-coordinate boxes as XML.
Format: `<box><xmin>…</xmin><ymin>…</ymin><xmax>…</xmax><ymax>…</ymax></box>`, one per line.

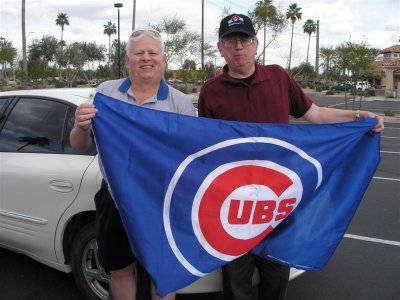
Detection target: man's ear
<box><xmin>124</xmin><ymin>55</ymin><xmax>130</xmax><ymax>68</ymax></box>
<box><xmin>217</xmin><ymin>42</ymin><xmax>224</xmax><ymax>58</ymax></box>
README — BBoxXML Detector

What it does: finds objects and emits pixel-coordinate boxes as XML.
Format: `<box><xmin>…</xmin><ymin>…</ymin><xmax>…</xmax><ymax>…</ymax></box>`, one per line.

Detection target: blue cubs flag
<box><xmin>92</xmin><ymin>92</ymin><xmax>380</xmax><ymax>296</ymax></box>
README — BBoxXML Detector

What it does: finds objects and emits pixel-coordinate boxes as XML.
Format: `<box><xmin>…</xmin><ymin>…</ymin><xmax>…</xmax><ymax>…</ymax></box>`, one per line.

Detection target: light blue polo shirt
<box><xmin>95</xmin><ymin>77</ymin><xmax>196</xmax><ymax>115</ymax></box>
<box><xmin>94</xmin><ymin>77</ymin><xmax>196</xmax><ymax>185</ymax></box>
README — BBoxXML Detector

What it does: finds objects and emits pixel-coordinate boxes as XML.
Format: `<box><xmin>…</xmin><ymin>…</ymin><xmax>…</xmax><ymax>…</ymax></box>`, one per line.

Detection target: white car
<box><xmin>355</xmin><ymin>81</ymin><xmax>371</xmax><ymax>91</ymax></box>
<box><xmin>0</xmin><ymin>88</ymin><xmax>303</xmax><ymax>299</ymax></box>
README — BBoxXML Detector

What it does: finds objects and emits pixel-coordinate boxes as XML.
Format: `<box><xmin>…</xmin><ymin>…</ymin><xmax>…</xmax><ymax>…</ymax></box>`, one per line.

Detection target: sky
<box><xmin>0</xmin><ymin>0</ymin><xmax>399</xmax><ymax>69</ymax></box>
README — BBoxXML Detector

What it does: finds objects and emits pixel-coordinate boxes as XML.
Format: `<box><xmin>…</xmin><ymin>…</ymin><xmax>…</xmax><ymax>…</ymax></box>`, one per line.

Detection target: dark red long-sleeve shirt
<box><xmin>198</xmin><ymin>64</ymin><xmax>313</xmax><ymax>124</ymax></box>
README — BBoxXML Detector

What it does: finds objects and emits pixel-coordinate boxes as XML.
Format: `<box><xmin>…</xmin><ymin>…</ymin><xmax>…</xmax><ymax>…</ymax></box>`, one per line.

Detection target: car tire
<box><xmin>71</xmin><ymin>222</ymin><xmax>110</xmax><ymax>300</ymax></box>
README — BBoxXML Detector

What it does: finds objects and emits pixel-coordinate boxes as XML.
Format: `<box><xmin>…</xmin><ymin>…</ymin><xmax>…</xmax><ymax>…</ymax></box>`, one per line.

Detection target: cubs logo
<box><xmin>163</xmin><ymin>137</ymin><xmax>322</xmax><ymax>276</ymax></box>
<box><xmin>228</xmin><ymin>15</ymin><xmax>244</xmax><ymax>26</ymax></box>
<box><xmin>192</xmin><ymin>160</ymin><xmax>302</xmax><ymax>261</ymax></box>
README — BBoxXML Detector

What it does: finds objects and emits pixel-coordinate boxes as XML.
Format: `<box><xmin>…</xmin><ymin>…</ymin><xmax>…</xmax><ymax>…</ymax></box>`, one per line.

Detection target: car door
<box><xmin>0</xmin><ymin>95</ymin><xmax>96</xmax><ymax>262</ymax></box>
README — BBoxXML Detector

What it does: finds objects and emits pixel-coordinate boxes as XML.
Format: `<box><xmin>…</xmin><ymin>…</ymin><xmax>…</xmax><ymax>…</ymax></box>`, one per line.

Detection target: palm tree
<box><xmin>320</xmin><ymin>46</ymin><xmax>336</xmax><ymax>82</ymax></box>
<box><xmin>56</xmin><ymin>13</ymin><xmax>69</xmax><ymax>48</ymax></box>
<box><xmin>104</xmin><ymin>21</ymin><xmax>117</xmax><ymax>65</ymax></box>
<box><xmin>303</xmin><ymin>19</ymin><xmax>316</xmax><ymax>64</ymax></box>
<box><xmin>286</xmin><ymin>3</ymin><xmax>302</xmax><ymax>70</ymax></box>
<box><xmin>55</xmin><ymin>13</ymin><xmax>69</xmax><ymax>82</ymax></box>
<box><xmin>255</xmin><ymin>0</ymin><xmax>276</xmax><ymax>65</ymax></box>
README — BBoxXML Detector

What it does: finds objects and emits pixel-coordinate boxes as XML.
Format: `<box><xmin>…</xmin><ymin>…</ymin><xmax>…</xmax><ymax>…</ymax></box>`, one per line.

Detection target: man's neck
<box><xmin>130</xmin><ymin>78</ymin><xmax>161</xmax><ymax>104</ymax></box>
<box><xmin>227</xmin><ymin>64</ymin><xmax>256</xmax><ymax>79</ymax></box>
<box><xmin>131</xmin><ymin>77</ymin><xmax>160</xmax><ymax>90</ymax></box>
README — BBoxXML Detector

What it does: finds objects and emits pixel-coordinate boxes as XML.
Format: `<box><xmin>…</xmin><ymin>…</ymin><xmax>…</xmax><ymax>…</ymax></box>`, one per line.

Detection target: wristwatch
<box><xmin>355</xmin><ymin>110</ymin><xmax>360</xmax><ymax>121</ymax></box>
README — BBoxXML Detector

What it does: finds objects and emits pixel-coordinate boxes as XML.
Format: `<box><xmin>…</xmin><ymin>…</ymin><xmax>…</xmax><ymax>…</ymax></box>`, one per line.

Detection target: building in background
<box><xmin>375</xmin><ymin>45</ymin><xmax>400</xmax><ymax>98</ymax></box>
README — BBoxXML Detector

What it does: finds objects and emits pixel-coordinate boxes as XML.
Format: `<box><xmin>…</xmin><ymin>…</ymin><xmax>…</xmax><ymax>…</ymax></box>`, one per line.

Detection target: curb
<box><xmin>383</xmin><ymin>116</ymin><xmax>400</xmax><ymax>123</ymax></box>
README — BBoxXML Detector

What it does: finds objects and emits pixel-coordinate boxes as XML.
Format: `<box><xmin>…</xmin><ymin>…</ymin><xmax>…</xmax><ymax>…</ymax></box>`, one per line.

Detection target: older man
<box><xmin>198</xmin><ymin>13</ymin><xmax>384</xmax><ymax>300</ymax></box>
<box><xmin>70</xmin><ymin>28</ymin><xmax>196</xmax><ymax>300</ymax></box>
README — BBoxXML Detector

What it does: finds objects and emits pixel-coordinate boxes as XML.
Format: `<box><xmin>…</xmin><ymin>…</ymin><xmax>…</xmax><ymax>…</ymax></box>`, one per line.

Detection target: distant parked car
<box><xmin>355</xmin><ymin>81</ymin><xmax>371</xmax><ymax>91</ymax></box>
<box><xmin>330</xmin><ymin>82</ymin><xmax>355</xmax><ymax>91</ymax></box>
<box><xmin>88</xmin><ymin>79</ymin><xmax>99</xmax><ymax>86</ymax></box>
<box><xmin>6</xmin><ymin>79</ymin><xmax>19</xmax><ymax>86</ymax></box>
<box><xmin>0</xmin><ymin>88</ymin><xmax>303</xmax><ymax>299</ymax></box>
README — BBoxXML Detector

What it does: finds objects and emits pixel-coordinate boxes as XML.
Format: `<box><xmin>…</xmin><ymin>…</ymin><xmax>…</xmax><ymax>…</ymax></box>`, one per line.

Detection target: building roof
<box><xmin>380</xmin><ymin>45</ymin><xmax>400</xmax><ymax>54</ymax></box>
<box><xmin>375</xmin><ymin>58</ymin><xmax>400</xmax><ymax>67</ymax></box>
<box><xmin>383</xmin><ymin>60</ymin><xmax>400</xmax><ymax>67</ymax></box>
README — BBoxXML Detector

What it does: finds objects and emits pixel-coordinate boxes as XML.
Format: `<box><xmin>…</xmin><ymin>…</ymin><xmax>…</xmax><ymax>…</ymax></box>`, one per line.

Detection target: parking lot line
<box><xmin>344</xmin><ymin>234</ymin><xmax>400</xmax><ymax>247</ymax></box>
<box><xmin>373</xmin><ymin>176</ymin><xmax>400</xmax><ymax>182</ymax></box>
<box><xmin>380</xmin><ymin>151</ymin><xmax>400</xmax><ymax>154</ymax></box>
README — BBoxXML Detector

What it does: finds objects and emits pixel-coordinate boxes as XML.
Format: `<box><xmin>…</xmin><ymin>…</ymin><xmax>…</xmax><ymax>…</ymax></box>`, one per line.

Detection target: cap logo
<box><xmin>228</xmin><ymin>15</ymin><xmax>244</xmax><ymax>27</ymax></box>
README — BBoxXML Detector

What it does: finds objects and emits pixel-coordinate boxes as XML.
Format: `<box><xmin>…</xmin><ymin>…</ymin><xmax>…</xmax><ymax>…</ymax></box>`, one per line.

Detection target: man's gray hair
<box><xmin>125</xmin><ymin>27</ymin><xmax>165</xmax><ymax>55</ymax></box>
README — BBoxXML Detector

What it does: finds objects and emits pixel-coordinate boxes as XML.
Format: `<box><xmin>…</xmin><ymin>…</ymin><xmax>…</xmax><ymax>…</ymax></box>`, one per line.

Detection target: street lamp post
<box><xmin>27</xmin><ymin>32</ymin><xmax>34</xmax><ymax>40</ymax></box>
<box><xmin>114</xmin><ymin>3</ymin><xmax>123</xmax><ymax>78</ymax></box>
<box><xmin>132</xmin><ymin>0</ymin><xmax>136</xmax><ymax>31</ymax></box>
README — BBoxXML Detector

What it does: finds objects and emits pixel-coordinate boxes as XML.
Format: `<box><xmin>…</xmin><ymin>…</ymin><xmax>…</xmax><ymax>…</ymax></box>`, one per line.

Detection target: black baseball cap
<box><xmin>218</xmin><ymin>14</ymin><xmax>256</xmax><ymax>39</ymax></box>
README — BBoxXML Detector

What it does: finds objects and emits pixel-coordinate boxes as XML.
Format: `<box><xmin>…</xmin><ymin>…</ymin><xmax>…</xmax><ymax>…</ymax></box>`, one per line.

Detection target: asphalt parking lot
<box><xmin>285</xmin><ymin>92</ymin><xmax>400</xmax><ymax>300</ymax></box>
<box><xmin>0</xmin><ymin>92</ymin><xmax>399</xmax><ymax>300</ymax></box>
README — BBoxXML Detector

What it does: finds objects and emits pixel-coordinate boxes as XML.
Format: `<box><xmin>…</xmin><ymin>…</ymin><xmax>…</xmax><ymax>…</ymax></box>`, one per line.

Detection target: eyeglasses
<box><xmin>130</xmin><ymin>28</ymin><xmax>161</xmax><ymax>38</ymax></box>
<box><xmin>221</xmin><ymin>37</ymin><xmax>255</xmax><ymax>48</ymax></box>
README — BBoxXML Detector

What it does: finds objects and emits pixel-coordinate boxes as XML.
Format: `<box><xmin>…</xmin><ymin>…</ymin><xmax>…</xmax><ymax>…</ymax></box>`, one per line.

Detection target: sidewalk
<box><xmin>304</xmin><ymin>89</ymin><xmax>400</xmax><ymax>101</ymax></box>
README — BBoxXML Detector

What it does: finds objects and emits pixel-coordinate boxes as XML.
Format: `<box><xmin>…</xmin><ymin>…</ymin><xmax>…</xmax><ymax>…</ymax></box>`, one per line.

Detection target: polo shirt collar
<box><xmin>222</xmin><ymin>64</ymin><xmax>268</xmax><ymax>85</ymax></box>
<box><xmin>118</xmin><ymin>77</ymin><xmax>169</xmax><ymax>100</ymax></box>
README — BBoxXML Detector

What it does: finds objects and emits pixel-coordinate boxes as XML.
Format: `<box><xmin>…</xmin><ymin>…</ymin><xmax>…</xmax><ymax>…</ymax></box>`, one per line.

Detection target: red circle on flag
<box><xmin>198</xmin><ymin>164</ymin><xmax>295</xmax><ymax>257</ymax></box>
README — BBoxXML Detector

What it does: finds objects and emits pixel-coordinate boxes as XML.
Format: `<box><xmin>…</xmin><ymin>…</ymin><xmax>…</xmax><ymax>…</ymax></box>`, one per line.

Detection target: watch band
<box><xmin>355</xmin><ymin>110</ymin><xmax>360</xmax><ymax>121</ymax></box>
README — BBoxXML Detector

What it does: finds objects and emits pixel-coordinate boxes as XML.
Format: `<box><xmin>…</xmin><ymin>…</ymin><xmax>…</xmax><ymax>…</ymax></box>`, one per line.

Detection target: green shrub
<box><xmin>384</xmin><ymin>110</ymin><xmax>395</xmax><ymax>117</ymax></box>
<box><xmin>55</xmin><ymin>81</ymin><xmax>66</xmax><ymax>88</ymax></box>
<box><xmin>326</xmin><ymin>90</ymin><xmax>334</xmax><ymax>95</ymax></box>
<box><xmin>367</xmin><ymin>90</ymin><xmax>376</xmax><ymax>97</ymax></box>
<box><xmin>316</xmin><ymin>86</ymin><xmax>323</xmax><ymax>92</ymax></box>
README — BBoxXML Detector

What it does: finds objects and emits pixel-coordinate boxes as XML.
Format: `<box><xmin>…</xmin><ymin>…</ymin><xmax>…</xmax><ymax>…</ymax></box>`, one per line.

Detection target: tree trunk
<box><xmin>288</xmin><ymin>23</ymin><xmax>294</xmax><ymax>70</ymax></box>
<box><xmin>201</xmin><ymin>0</ymin><xmax>204</xmax><ymax>71</ymax></box>
<box><xmin>108</xmin><ymin>35</ymin><xmax>111</xmax><ymax>66</ymax></box>
<box><xmin>22</xmin><ymin>0</ymin><xmax>27</xmax><ymax>86</ymax></box>
<box><xmin>263</xmin><ymin>21</ymin><xmax>266</xmax><ymax>65</ymax></box>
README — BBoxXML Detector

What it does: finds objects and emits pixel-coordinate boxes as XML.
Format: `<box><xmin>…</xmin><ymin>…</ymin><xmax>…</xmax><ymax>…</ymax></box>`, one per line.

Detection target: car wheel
<box><xmin>71</xmin><ymin>222</ymin><xmax>110</xmax><ymax>300</ymax></box>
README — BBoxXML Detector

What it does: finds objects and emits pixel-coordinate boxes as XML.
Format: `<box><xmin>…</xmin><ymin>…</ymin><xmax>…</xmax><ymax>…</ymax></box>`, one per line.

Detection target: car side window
<box><xmin>0</xmin><ymin>97</ymin><xmax>11</xmax><ymax>122</ymax></box>
<box><xmin>0</xmin><ymin>98</ymin><xmax>67</xmax><ymax>153</ymax></box>
<box><xmin>0</xmin><ymin>97</ymin><xmax>9</xmax><ymax>110</ymax></box>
